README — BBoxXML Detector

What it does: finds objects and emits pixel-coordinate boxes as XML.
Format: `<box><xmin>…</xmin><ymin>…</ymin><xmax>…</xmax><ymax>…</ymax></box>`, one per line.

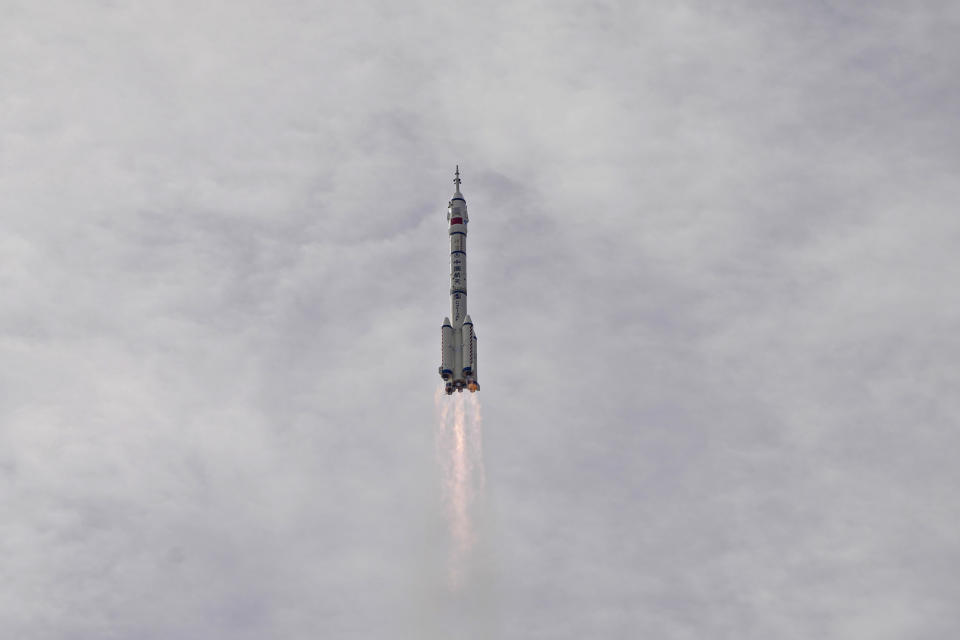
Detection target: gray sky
<box><xmin>2</xmin><ymin>1</ymin><xmax>959</xmax><ymax>638</ymax></box>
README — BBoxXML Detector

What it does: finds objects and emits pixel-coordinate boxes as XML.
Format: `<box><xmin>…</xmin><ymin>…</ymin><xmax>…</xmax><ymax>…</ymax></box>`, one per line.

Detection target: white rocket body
<box><xmin>439</xmin><ymin>168</ymin><xmax>479</xmax><ymax>394</ymax></box>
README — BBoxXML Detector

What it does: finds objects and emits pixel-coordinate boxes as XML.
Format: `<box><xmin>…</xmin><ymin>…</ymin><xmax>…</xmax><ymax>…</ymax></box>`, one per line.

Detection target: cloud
<box><xmin>1</xmin><ymin>1</ymin><xmax>959</xmax><ymax>638</ymax></box>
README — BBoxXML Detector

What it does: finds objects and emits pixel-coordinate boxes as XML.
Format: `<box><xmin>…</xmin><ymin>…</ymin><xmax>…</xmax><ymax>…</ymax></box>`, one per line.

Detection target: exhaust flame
<box><xmin>434</xmin><ymin>387</ymin><xmax>485</xmax><ymax>589</ymax></box>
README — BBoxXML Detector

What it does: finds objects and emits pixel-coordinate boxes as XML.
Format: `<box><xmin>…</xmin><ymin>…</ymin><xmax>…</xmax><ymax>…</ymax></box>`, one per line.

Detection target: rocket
<box><xmin>439</xmin><ymin>166</ymin><xmax>479</xmax><ymax>394</ymax></box>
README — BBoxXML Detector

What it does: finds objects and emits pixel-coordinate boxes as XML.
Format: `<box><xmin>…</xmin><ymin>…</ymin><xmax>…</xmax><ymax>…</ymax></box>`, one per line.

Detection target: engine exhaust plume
<box><xmin>434</xmin><ymin>387</ymin><xmax>485</xmax><ymax>590</ymax></box>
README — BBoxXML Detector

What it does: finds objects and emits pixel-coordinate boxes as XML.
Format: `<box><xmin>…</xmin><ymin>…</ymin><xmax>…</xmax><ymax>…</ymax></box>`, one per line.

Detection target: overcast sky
<box><xmin>2</xmin><ymin>1</ymin><xmax>960</xmax><ymax>638</ymax></box>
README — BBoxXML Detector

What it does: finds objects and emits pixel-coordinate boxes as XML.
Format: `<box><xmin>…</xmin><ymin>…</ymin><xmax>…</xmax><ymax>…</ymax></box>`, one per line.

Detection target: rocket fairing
<box><xmin>439</xmin><ymin>166</ymin><xmax>479</xmax><ymax>395</ymax></box>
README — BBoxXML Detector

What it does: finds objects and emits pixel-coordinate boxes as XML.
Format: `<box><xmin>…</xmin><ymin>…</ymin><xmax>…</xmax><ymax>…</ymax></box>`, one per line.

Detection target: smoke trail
<box><xmin>434</xmin><ymin>388</ymin><xmax>485</xmax><ymax>590</ymax></box>
<box><xmin>467</xmin><ymin>392</ymin><xmax>485</xmax><ymax>494</ymax></box>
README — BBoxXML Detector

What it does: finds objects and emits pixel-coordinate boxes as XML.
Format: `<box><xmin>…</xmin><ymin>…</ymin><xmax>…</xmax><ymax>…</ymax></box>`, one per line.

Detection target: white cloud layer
<box><xmin>2</xmin><ymin>1</ymin><xmax>959</xmax><ymax>638</ymax></box>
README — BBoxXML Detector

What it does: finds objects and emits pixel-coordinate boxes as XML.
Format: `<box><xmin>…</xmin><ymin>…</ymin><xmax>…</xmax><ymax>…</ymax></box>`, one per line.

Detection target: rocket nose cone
<box><xmin>442</xmin><ymin>317</ymin><xmax>451</xmax><ymax>327</ymax></box>
<box><xmin>451</xmin><ymin>166</ymin><xmax>466</xmax><ymax>202</ymax></box>
<box><xmin>463</xmin><ymin>314</ymin><xmax>473</xmax><ymax>325</ymax></box>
